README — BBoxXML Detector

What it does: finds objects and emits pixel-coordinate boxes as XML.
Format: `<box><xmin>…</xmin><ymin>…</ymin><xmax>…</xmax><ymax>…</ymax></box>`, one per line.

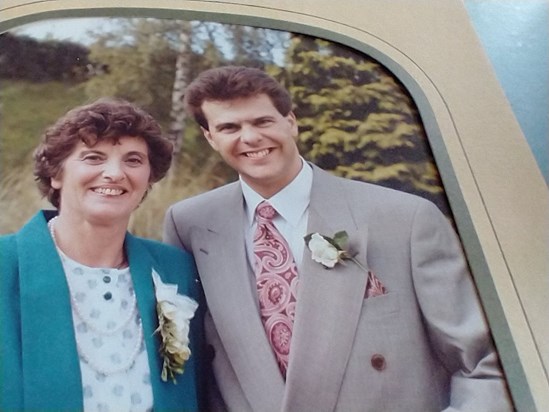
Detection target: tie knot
<box><xmin>256</xmin><ymin>201</ymin><xmax>277</xmax><ymax>222</ymax></box>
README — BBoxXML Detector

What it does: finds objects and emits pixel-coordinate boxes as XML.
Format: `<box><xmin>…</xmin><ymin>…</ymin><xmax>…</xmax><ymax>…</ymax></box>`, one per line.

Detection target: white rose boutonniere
<box><xmin>304</xmin><ymin>231</ymin><xmax>367</xmax><ymax>272</ymax></box>
<box><xmin>152</xmin><ymin>270</ymin><xmax>198</xmax><ymax>383</ymax></box>
<box><xmin>305</xmin><ymin>231</ymin><xmax>388</xmax><ymax>298</ymax></box>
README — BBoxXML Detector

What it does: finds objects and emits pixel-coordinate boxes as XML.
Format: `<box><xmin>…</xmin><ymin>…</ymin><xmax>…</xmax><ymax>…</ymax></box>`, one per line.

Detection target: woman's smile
<box><xmin>51</xmin><ymin>136</ymin><xmax>151</xmax><ymax>224</ymax></box>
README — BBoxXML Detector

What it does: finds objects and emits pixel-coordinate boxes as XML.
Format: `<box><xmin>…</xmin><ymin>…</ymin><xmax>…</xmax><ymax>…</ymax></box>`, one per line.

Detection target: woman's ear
<box><xmin>50</xmin><ymin>174</ymin><xmax>62</xmax><ymax>189</ymax></box>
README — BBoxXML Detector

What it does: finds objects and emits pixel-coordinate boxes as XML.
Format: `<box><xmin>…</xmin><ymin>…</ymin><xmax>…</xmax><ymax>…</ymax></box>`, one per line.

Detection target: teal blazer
<box><xmin>0</xmin><ymin>211</ymin><xmax>203</xmax><ymax>411</ymax></box>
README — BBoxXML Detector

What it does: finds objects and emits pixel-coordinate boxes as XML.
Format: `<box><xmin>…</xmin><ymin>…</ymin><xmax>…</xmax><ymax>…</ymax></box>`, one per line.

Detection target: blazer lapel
<box><xmin>193</xmin><ymin>185</ymin><xmax>285</xmax><ymax>411</ymax></box>
<box><xmin>125</xmin><ymin>235</ymin><xmax>164</xmax><ymax>405</ymax></box>
<box><xmin>17</xmin><ymin>212</ymin><xmax>83</xmax><ymax>410</ymax></box>
<box><xmin>282</xmin><ymin>167</ymin><xmax>368</xmax><ymax>412</ymax></box>
<box><xmin>17</xmin><ymin>214</ymin><xmax>195</xmax><ymax>411</ymax></box>
<box><xmin>126</xmin><ymin>234</ymin><xmax>198</xmax><ymax>411</ymax></box>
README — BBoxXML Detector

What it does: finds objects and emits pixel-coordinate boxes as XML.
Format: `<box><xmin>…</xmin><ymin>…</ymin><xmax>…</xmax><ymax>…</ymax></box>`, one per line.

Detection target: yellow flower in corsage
<box><xmin>152</xmin><ymin>270</ymin><xmax>198</xmax><ymax>383</ymax></box>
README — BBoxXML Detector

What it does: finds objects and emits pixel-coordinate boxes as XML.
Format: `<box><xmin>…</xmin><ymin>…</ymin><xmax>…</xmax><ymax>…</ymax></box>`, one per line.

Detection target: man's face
<box><xmin>201</xmin><ymin>94</ymin><xmax>302</xmax><ymax>198</ymax></box>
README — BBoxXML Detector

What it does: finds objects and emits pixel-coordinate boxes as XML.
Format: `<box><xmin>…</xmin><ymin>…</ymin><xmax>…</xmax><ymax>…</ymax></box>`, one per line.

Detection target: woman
<box><xmin>0</xmin><ymin>98</ymin><xmax>202</xmax><ymax>411</ymax></box>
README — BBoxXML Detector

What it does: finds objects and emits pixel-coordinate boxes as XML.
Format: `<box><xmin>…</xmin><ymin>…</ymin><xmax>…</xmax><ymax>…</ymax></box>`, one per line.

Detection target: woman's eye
<box><xmin>126</xmin><ymin>157</ymin><xmax>143</xmax><ymax>166</ymax></box>
<box><xmin>82</xmin><ymin>154</ymin><xmax>103</xmax><ymax>163</ymax></box>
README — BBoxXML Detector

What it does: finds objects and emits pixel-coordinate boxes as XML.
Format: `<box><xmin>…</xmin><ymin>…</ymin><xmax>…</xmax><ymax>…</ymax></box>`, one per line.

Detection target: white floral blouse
<box><xmin>57</xmin><ymin>249</ymin><xmax>153</xmax><ymax>412</ymax></box>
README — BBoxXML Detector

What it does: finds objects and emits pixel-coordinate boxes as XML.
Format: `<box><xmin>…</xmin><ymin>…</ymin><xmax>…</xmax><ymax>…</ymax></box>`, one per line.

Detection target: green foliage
<box><xmin>0</xmin><ymin>33</ymin><xmax>90</xmax><ymax>82</ymax></box>
<box><xmin>0</xmin><ymin>79</ymin><xmax>231</xmax><ymax>237</ymax></box>
<box><xmin>0</xmin><ymin>80</ymin><xmax>86</xmax><ymax>233</ymax></box>
<box><xmin>0</xmin><ymin>20</ymin><xmax>452</xmax><ymax>237</ymax></box>
<box><xmin>84</xmin><ymin>24</ymin><xmax>177</xmax><ymax>122</ymax></box>
<box><xmin>0</xmin><ymin>80</ymin><xmax>87</xmax><ymax>176</ymax></box>
<box><xmin>286</xmin><ymin>35</ymin><xmax>450</xmax><ymax>215</ymax></box>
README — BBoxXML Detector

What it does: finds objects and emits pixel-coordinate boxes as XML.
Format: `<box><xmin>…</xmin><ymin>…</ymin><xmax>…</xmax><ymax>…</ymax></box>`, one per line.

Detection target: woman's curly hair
<box><xmin>33</xmin><ymin>97</ymin><xmax>173</xmax><ymax>208</ymax></box>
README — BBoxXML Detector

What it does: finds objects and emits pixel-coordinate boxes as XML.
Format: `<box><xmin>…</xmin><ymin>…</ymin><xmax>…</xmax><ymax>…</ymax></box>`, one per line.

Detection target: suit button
<box><xmin>371</xmin><ymin>354</ymin><xmax>386</xmax><ymax>371</ymax></box>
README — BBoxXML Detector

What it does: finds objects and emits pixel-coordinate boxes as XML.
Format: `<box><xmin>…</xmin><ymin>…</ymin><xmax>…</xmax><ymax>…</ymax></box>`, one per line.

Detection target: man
<box><xmin>163</xmin><ymin>66</ymin><xmax>512</xmax><ymax>411</ymax></box>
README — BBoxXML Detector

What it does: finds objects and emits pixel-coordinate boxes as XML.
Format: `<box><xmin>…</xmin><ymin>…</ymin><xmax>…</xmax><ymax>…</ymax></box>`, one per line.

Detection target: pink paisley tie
<box><xmin>253</xmin><ymin>201</ymin><xmax>298</xmax><ymax>378</ymax></box>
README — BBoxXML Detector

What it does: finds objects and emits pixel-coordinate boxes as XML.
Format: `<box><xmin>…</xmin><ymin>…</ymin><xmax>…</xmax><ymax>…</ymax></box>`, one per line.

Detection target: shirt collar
<box><xmin>241</xmin><ymin>158</ymin><xmax>313</xmax><ymax>227</ymax></box>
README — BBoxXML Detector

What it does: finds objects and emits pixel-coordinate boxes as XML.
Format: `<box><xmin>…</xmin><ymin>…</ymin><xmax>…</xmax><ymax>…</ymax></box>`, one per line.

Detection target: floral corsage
<box><xmin>152</xmin><ymin>270</ymin><xmax>198</xmax><ymax>383</ymax></box>
<box><xmin>304</xmin><ymin>231</ymin><xmax>367</xmax><ymax>271</ymax></box>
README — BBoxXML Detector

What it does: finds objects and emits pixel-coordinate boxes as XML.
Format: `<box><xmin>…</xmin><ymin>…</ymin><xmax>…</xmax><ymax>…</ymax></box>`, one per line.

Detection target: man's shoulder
<box><xmin>312</xmin><ymin>166</ymin><xmax>443</xmax><ymax>224</ymax></box>
<box><xmin>168</xmin><ymin>181</ymin><xmax>240</xmax><ymax>213</ymax></box>
<box><xmin>316</xmin><ymin>167</ymin><xmax>424</xmax><ymax>205</ymax></box>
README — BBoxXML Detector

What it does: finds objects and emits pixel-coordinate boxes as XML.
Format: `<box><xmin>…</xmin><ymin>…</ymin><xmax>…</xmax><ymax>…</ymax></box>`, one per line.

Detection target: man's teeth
<box><xmin>246</xmin><ymin>149</ymin><xmax>270</xmax><ymax>158</ymax></box>
<box><xmin>94</xmin><ymin>187</ymin><xmax>124</xmax><ymax>195</ymax></box>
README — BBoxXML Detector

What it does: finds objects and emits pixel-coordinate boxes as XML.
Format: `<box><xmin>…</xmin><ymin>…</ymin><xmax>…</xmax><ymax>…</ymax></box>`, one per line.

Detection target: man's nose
<box><xmin>240</xmin><ymin>125</ymin><xmax>262</xmax><ymax>143</ymax></box>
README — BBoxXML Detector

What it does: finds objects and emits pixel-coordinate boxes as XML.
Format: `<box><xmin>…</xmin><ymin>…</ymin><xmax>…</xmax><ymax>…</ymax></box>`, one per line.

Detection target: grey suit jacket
<box><xmin>164</xmin><ymin>165</ymin><xmax>512</xmax><ymax>412</ymax></box>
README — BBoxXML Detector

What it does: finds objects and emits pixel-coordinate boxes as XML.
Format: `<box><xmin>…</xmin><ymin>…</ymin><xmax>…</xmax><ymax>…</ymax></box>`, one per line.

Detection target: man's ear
<box><xmin>201</xmin><ymin>126</ymin><xmax>219</xmax><ymax>151</ymax></box>
<box><xmin>287</xmin><ymin>111</ymin><xmax>299</xmax><ymax>140</ymax></box>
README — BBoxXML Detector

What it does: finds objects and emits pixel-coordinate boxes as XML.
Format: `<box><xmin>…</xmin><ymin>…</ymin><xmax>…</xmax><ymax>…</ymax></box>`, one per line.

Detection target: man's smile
<box><xmin>243</xmin><ymin>148</ymin><xmax>272</xmax><ymax>159</ymax></box>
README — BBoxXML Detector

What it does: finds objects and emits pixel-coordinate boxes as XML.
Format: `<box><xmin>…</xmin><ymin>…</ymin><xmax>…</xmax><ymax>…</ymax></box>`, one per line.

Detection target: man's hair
<box><xmin>33</xmin><ymin>97</ymin><xmax>173</xmax><ymax>209</ymax></box>
<box><xmin>184</xmin><ymin>66</ymin><xmax>293</xmax><ymax>130</ymax></box>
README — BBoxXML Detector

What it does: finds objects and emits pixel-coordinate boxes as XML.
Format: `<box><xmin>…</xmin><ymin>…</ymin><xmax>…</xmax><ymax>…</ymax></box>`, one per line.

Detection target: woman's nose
<box><xmin>102</xmin><ymin>159</ymin><xmax>125</xmax><ymax>181</ymax></box>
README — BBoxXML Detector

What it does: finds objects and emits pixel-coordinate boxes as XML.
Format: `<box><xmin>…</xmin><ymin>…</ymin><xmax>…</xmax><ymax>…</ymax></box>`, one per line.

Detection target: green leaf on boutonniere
<box><xmin>332</xmin><ymin>231</ymin><xmax>349</xmax><ymax>250</ymax></box>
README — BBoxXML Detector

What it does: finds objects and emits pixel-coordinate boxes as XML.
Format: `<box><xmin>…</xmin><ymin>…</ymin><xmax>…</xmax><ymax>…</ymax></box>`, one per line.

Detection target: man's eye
<box><xmin>256</xmin><ymin>119</ymin><xmax>274</xmax><ymax>127</ymax></box>
<box><xmin>219</xmin><ymin>125</ymin><xmax>238</xmax><ymax>133</ymax></box>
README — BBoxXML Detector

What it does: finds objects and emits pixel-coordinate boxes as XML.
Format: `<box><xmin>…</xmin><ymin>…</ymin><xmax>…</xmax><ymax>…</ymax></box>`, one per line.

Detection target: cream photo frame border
<box><xmin>2</xmin><ymin>0</ymin><xmax>548</xmax><ymax>410</ymax></box>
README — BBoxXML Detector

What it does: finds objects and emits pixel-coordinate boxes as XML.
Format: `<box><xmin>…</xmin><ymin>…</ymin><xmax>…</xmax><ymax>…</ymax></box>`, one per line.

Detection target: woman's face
<box><xmin>51</xmin><ymin>136</ymin><xmax>151</xmax><ymax>225</ymax></box>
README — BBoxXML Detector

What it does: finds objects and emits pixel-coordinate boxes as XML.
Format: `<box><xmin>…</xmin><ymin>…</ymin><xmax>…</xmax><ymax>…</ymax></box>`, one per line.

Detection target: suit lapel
<box><xmin>194</xmin><ymin>185</ymin><xmax>285</xmax><ymax>411</ymax></box>
<box><xmin>282</xmin><ymin>168</ymin><xmax>368</xmax><ymax>411</ymax></box>
<box><xmin>17</xmin><ymin>212</ymin><xmax>83</xmax><ymax>410</ymax></box>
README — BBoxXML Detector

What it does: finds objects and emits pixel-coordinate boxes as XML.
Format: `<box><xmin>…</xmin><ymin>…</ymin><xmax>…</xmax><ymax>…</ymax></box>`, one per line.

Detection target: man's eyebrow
<box><xmin>254</xmin><ymin>115</ymin><xmax>274</xmax><ymax>122</ymax></box>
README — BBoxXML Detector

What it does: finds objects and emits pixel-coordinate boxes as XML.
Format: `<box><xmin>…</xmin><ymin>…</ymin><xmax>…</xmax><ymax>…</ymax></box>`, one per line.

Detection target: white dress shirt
<box><xmin>241</xmin><ymin>159</ymin><xmax>313</xmax><ymax>271</ymax></box>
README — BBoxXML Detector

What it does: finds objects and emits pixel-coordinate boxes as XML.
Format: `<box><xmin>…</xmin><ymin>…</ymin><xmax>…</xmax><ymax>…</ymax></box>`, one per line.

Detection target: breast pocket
<box><xmin>362</xmin><ymin>292</ymin><xmax>400</xmax><ymax>316</ymax></box>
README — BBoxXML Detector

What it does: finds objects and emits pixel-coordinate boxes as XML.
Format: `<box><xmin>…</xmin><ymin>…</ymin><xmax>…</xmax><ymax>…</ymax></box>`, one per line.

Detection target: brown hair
<box><xmin>33</xmin><ymin>97</ymin><xmax>173</xmax><ymax>208</ymax></box>
<box><xmin>184</xmin><ymin>66</ymin><xmax>293</xmax><ymax>130</ymax></box>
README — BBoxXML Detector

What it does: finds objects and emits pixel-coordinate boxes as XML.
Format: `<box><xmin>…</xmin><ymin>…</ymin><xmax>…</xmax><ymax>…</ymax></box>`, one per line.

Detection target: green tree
<box><xmin>169</xmin><ymin>21</ymin><xmax>288</xmax><ymax>175</ymax></box>
<box><xmin>167</xmin><ymin>21</ymin><xmax>193</xmax><ymax>155</ymax></box>
<box><xmin>0</xmin><ymin>33</ymin><xmax>89</xmax><ymax>82</ymax></box>
<box><xmin>285</xmin><ymin>35</ymin><xmax>450</xmax><ymax>216</ymax></box>
<box><xmin>227</xmin><ymin>24</ymin><xmax>287</xmax><ymax>67</ymax></box>
<box><xmin>84</xmin><ymin>18</ymin><xmax>179</xmax><ymax>122</ymax></box>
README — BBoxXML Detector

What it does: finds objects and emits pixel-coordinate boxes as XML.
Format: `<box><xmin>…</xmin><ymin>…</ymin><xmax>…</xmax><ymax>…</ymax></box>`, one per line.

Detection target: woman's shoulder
<box><xmin>0</xmin><ymin>233</ymin><xmax>18</xmax><ymax>263</ymax></box>
<box><xmin>129</xmin><ymin>235</ymin><xmax>193</xmax><ymax>262</ymax></box>
<box><xmin>0</xmin><ymin>232</ymin><xmax>16</xmax><ymax>244</ymax></box>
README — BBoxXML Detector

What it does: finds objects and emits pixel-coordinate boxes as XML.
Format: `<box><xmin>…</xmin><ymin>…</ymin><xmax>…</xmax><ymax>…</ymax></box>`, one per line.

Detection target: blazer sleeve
<box><xmin>409</xmin><ymin>200</ymin><xmax>513</xmax><ymax>411</ymax></box>
<box><xmin>0</xmin><ymin>234</ymin><xmax>24</xmax><ymax>410</ymax></box>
